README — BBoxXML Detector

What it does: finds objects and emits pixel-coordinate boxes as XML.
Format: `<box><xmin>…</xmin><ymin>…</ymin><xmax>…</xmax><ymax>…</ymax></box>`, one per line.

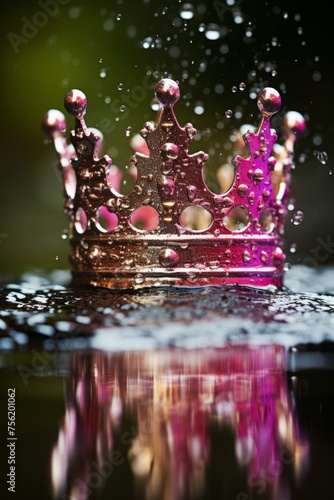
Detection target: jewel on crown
<box><xmin>42</xmin><ymin>78</ymin><xmax>305</xmax><ymax>290</ymax></box>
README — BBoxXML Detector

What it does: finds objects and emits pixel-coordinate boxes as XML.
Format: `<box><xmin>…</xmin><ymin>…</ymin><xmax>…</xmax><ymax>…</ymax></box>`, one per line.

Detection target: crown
<box><xmin>42</xmin><ymin>78</ymin><xmax>305</xmax><ymax>290</ymax></box>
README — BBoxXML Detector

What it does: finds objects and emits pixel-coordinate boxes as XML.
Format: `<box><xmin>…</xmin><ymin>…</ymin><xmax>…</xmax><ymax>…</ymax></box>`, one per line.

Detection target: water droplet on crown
<box><xmin>243</xmin><ymin>250</ymin><xmax>251</xmax><ymax>263</ymax></box>
<box><xmin>134</xmin><ymin>274</ymin><xmax>145</xmax><ymax>284</ymax></box>
<box><xmin>159</xmin><ymin>248</ymin><xmax>179</xmax><ymax>267</ymax></box>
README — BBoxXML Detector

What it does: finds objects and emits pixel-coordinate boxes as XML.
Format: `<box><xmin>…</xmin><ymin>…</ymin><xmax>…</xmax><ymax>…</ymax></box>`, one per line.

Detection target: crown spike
<box><xmin>43</xmin><ymin>78</ymin><xmax>305</xmax><ymax>290</ymax></box>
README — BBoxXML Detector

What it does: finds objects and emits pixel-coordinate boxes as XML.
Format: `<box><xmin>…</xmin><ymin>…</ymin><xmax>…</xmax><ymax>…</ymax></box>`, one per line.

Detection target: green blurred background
<box><xmin>0</xmin><ymin>0</ymin><xmax>333</xmax><ymax>278</ymax></box>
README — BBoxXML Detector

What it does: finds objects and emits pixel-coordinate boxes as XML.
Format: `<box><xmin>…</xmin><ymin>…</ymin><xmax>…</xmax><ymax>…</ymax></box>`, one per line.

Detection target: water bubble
<box><xmin>61</xmin><ymin>229</ymin><xmax>69</xmax><ymax>240</ymax></box>
<box><xmin>125</xmin><ymin>126</ymin><xmax>132</xmax><ymax>137</ymax></box>
<box><xmin>198</xmin><ymin>23</ymin><xmax>206</xmax><ymax>32</ymax></box>
<box><xmin>231</xmin><ymin>86</ymin><xmax>237</xmax><ymax>93</ymax></box>
<box><xmin>180</xmin><ymin>3</ymin><xmax>194</xmax><ymax>20</ymax></box>
<box><xmin>116</xmin><ymin>13</ymin><xmax>122</xmax><ymax>21</ymax></box>
<box><xmin>120</xmin><ymin>105</ymin><xmax>126</xmax><ymax>112</ymax></box>
<box><xmin>291</xmin><ymin>210</ymin><xmax>304</xmax><ymax>225</ymax></box>
<box><xmin>117</xmin><ymin>83</ymin><xmax>123</xmax><ymax>90</ymax></box>
<box><xmin>239</xmin><ymin>82</ymin><xmax>246</xmax><ymax>91</ymax></box>
<box><xmin>55</xmin><ymin>255</ymin><xmax>59</xmax><ymax>261</ymax></box>
<box><xmin>100</xmin><ymin>68</ymin><xmax>107</xmax><ymax>78</ymax></box>
<box><xmin>225</xmin><ymin>109</ymin><xmax>233</xmax><ymax>118</ymax></box>
<box><xmin>99</xmin><ymin>58</ymin><xmax>103</xmax><ymax>63</ymax></box>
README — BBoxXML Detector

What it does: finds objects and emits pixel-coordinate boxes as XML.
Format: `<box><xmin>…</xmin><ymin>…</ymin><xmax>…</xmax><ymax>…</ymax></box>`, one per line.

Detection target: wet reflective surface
<box><xmin>1</xmin><ymin>265</ymin><xmax>334</xmax><ymax>499</ymax></box>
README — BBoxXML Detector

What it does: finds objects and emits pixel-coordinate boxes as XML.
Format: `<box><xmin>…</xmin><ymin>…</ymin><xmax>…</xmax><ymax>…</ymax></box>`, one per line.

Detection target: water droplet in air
<box><xmin>205</xmin><ymin>23</ymin><xmax>221</xmax><ymax>40</ymax></box>
<box><xmin>194</xmin><ymin>102</ymin><xmax>205</xmax><ymax>115</ymax></box>
<box><xmin>287</xmin><ymin>198</ymin><xmax>296</xmax><ymax>211</ymax></box>
<box><xmin>180</xmin><ymin>3</ymin><xmax>194</xmax><ymax>20</ymax></box>
<box><xmin>314</xmin><ymin>150</ymin><xmax>328</xmax><ymax>165</ymax></box>
<box><xmin>291</xmin><ymin>211</ymin><xmax>304</xmax><ymax>225</ymax></box>
<box><xmin>151</xmin><ymin>98</ymin><xmax>160</xmax><ymax>111</ymax></box>
<box><xmin>225</xmin><ymin>109</ymin><xmax>233</xmax><ymax>118</ymax></box>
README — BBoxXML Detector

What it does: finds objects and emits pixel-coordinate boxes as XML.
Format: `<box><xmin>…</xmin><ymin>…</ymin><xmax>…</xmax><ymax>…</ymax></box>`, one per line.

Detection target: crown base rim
<box><xmin>70</xmin><ymin>269</ymin><xmax>283</xmax><ymax>291</ymax></box>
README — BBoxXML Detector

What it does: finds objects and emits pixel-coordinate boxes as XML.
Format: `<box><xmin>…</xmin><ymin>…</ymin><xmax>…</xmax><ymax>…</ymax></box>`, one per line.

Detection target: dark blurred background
<box><xmin>0</xmin><ymin>0</ymin><xmax>333</xmax><ymax>278</ymax></box>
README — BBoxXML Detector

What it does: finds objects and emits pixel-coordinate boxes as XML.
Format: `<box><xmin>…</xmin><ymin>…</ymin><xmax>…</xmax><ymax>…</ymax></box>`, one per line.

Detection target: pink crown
<box><xmin>42</xmin><ymin>78</ymin><xmax>305</xmax><ymax>290</ymax></box>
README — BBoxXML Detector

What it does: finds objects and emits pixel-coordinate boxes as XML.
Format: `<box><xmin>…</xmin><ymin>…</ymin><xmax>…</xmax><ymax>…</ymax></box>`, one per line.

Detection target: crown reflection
<box><xmin>43</xmin><ymin>79</ymin><xmax>305</xmax><ymax>290</ymax></box>
<box><xmin>51</xmin><ymin>347</ymin><xmax>309</xmax><ymax>500</ymax></box>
